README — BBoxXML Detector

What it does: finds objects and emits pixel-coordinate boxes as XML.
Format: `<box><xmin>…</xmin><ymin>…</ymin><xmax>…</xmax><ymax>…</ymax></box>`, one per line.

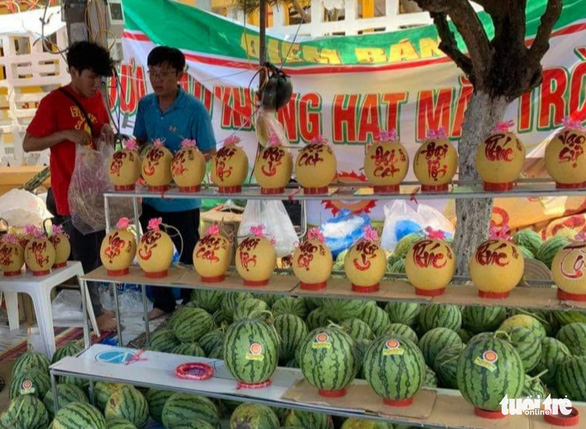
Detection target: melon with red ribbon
<box><xmin>141</xmin><ymin>139</ymin><xmax>173</xmax><ymax>192</ymax></box>
<box><xmin>108</xmin><ymin>138</ymin><xmax>141</xmax><ymax>191</ymax></box>
<box><xmin>475</xmin><ymin>121</ymin><xmax>526</xmax><ymax>192</ymax></box>
<box><xmin>295</xmin><ymin>136</ymin><xmax>337</xmax><ymax>194</ymax></box>
<box><xmin>253</xmin><ymin>132</ymin><xmax>293</xmax><ymax>194</ymax></box>
<box><xmin>100</xmin><ymin>218</ymin><xmax>137</xmax><ymax>276</ymax></box>
<box><xmin>344</xmin><ymin>226</ymin><xmax>386</xmax><ymax>293</ymax></box>
<box><xmin>364</xmin><ymin>129</ymin><xmax>409</xmax><ymax>193</ymax></box>
<box><xmin>48</xmin><ymin>225</ymin><xmax>71</xmax><ymax>269</ymax></box>
<box><xmin>24</xmin><ymin>229</ymin><xmax>55</xmax><ymax>276</ymax></box>
<box><xmin>235</xmin><ymin>225</ymin><xmax>276</xmax><ymax>286</ymax></box>
<box><xmin>137</xmin><ymin>218</ymin><xmax>174</xmax><ymax>278</ymax></box>
<box><xmin>172</xmin><ymin>139</ymin><xmax>206</xmax><ymax>193</ymax></box>
<box><xmin>551</xmin><ymin>240</ymin><xmax>586</xmax><ymax>301</ymax></box>
<box><xmin>0</xmin><ymin>234</ymin><xmax>25</xmax><ymax>276</ymax></box>
<box><xmin>545</xmin><ymin>117</ymin><xmax>586</xmax><ymax>189</ymax></box>
<box><xmin>211</xmin><ymin>136</ymin><xmax>249</xmax><ymax>193</ymax></box>
<box><xmin>292</xmin><ymin>228</ymin><xmax>333</xmax><ymax>290</ymax></box>
<box><xmin>469</xmin><ymin>230</ymin><xmax>524</xmax><ymax>298</ymax></box>
<box><xmin>405</xmin><ymin>229</ymin><xmax>455</xmax><ymax>296</ymax></box>
<box><xmin>193</xmin><ymin>224</ymin><xmax>231</xmax><ymax>282</ymax></box>
<box><xmin>413</xmin><ymin>128</ymin><xmax>458</xmax><ymax>192</ymax></box>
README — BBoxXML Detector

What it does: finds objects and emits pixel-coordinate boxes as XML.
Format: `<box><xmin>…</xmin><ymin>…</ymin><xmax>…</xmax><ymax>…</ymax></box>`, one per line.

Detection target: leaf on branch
<box><xmin>529</xmin><ymin>0</ymin><xmax>563</xmax><ymax>61</ymax></box>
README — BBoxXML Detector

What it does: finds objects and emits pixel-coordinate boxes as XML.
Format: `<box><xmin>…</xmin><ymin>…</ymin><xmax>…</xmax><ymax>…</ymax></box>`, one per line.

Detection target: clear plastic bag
<box><xmin>255</xmin><ymin>107</ymin><xmax>288</xmax><ymax>147</ymax></box>
<box><xmin>67</xmin><ymin>138</ymin><xmax>139</xmax><ymax>235</ymax></box>
<box><xmin>237</xmin><ymin>200</ymin><xmax>298</xmax><ymax>257</ymax></box>
<box><xmin>0</xmin><ymin>189</ymin><xmax>51</xmax><ymax>227</ymax></box>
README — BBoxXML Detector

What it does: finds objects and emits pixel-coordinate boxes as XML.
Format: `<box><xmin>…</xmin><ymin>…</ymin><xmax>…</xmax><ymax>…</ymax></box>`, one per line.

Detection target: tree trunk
<box><xmin>454</xmin><ymin>91</ymin><xmax>509</xmax><ymax>276</ymax></box>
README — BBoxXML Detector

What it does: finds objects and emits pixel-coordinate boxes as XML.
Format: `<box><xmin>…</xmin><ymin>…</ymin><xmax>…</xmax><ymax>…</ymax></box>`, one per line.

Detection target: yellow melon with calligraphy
<box><xmin>295</xmin><ymin>141</ymin><xmax>337</xmax><ymax>194</ymax></box>
<box><xmin>49</xmin><ymin>233</ymin><xmax>71</xmax><ymax>269</ymax></box>
<box><xmin>172</xmin><ymin>144</ymin><xmax>206</xmax><ymax>192</ymax></box>
<box><xmin>141</xmin><ymin>144</ymin><xmax>173</xmax><ymax>191</ymax></box>
<box><xmin>254</xmin><ymin>145</ymin><xmax>293</xmax><ymax>194</ymax></box>
<box><xmin>24</xmin><ymin>237</ymin><xmax>55</xmax><ymax>276</ymax></box>
<box><xmin>235</xmin><ymin>236</ymin><xmax>276</xmax><ymax>286</ymax></box>
<box><xmin>545</xmin><ymin>129</ymin><xmax>586</xmax><ymax>189</ymax></box>
<box><xmin>344</xmin><ymin>239</ymin><xmax>386</xmax><ymax>293</ymax></box>
<box><xmin>137</xmin><ymin>229</ymin><xmax>174</xmax><ymax>278</ymax></box>
<box><xmin>469</xmin><ymin>239</ymin><xmax>524</xmax><ymax>298</ymax></box>
<box><xmin>476</xmin><ymin>132</ymin><xmax>526</xmax><ymax>191</ymax></box>
<box><xmin>108</xmin><ymin>148</ymin><xmax>141</xmax><ymax>191</ymax></box>
<box><xmin>0</xmin><ymin>236</ymin><xmax>25</xmax><ymax>276</ymax></box>
<box><xmin>193</xmin><ymin>232</ymin><xmax>232</xmax><ymax>282</ymax></box>
<box><xmin>551</xmin><ymin>242</ymin><xmax>586</xmax><ymax>301</ymax></box>
<box><xmin>364</xmin><ymin>140</ymin><xmax>409</xmax><ymax>193</ymax></box>
<box><xmin>100</xmin><ymin>228</ymin><xmax>137</xmax><ymax>276</ymax></box>
<box><xmin>413</xmin><ymin>138</ymin><xmax>458</xmax><ymax>192</ymax></box>
<box><xmin>292</xmin><ymin>238</ymin><xmax>333</xmax><ymax>290</ymax></box>
<box><xmin>405</xmin><ymin>238</ymin><xmax>455</xmax><ymax>296</ymax></box>
<box><xmin>211</xmin><ymin>144</ymin><xmax>249</xmax><ymax>193</ymax></box>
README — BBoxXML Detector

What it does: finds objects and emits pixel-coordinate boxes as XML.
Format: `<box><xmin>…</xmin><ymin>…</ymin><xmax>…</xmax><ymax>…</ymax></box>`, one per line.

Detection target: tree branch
<box><xmin>469</xmin><ymin>0</ymin><xmax>503</xmax><ymax>15</ymax></box>
<box><xmin>431</xmin><ymin>12</ymin><xmax>475</xmax><ymax>84</ymax></box>
<box><xmin>529</xmin><ymin>0</ymin><xmax>563</xmax><ymax>61</ymax></box>
<box><xmin>415</xmin><ymin>0</ymin><xmax>492</xmax><ymax>81</ymax></box>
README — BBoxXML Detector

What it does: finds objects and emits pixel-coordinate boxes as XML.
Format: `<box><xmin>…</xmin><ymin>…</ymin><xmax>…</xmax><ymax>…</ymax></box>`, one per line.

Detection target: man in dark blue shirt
<box><xmin>134</xmin><ymin>46</ymin><xmax>216</xmax><ymax>319</ymax></box>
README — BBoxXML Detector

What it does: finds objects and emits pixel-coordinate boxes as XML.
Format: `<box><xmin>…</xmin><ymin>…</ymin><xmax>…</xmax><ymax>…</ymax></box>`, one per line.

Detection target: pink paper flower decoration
<box><xmin>181</xmin><ymin>139</ymin><xmax>197</xmax><ymax>148</ymax></box>
<box><xmin>250</xmin><ymin>225</ymin><xmax>266</xmax><ymax>237</ymax></box>
<box><xmin>148</xmin><ymin>218</ymin><xmax>163</xmax><ymax>231</ymax></box>
<box><xmin>2</xmin><ymin>234</ymin><xmax>20</xmax><ymax>245</ymax></box>
<box><xmin>489</xmin><ymin>224</ymin><xmax>512</xmax><ymax>241</ymax></box>
<box><xmin>425</xmin><ymin>227</ymin><xmax>446</xmax><ymax>240</ymax></box>
<box><xmin>207</xmin><ymin>224</ymin><xmax>220</xmax><ymax>236</ymax></box>
<box><xmin>310</xmin><ymin>135</ymin><xmax>328</xmax><ymax>145</ymax></box>
<box><xmin>224</xmin><ymin>135</ymin><xmax>241</xmax><ymax>146</ymax></box>
<box><xmin>561</xmin><ymin>116</ymin><xmax>586</xmax><ymax>132</ymax></box>
<box><xmin>376</xmin><ymin>129</ymin><xmax>398</xmax><ymax>142</ymax></box>
<box><xmin>269</xmin><ymin>132</ymin><xmax>280</xmax><ymax>147</ymax></box>
<box><xmin>363</xmin><ymin>226</ymin><xmax>379</xmax><ymax>242</ymax></box>
<box><xmin>493</xmin><ymin>120</ymin><xmax>515</xmax><ymax>134</ymax></box>
<box><xmin>117</xmin><ymin>217</ymin><xmax>130</xmax><ymax>229</ymax></box>
<box><xmin>574</xmin><ymin>230</ymin><xmax>585</xmax><ymax>241</ymax></box>
<box><xmin>125</xmin><ymin>138</ymin><xmax>138</xmax><ymax>151</ymax></box>
<box><xmin>153</xmin><ymin>138</ymin><xmax>164</xmax><ymax>148</ymax></box>
<box><xmin>307</xmin><ymin>227</ymin><xmax>325</xmax><ymax>243</ymax></box>
<box><xmin>426</xmin><ymin>128</ymin><xmax>447</xmax><ymax>139</ymax></box>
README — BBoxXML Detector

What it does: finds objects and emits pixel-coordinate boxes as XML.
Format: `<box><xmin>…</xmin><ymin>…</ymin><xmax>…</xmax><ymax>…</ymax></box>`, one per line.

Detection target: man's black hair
<box><xmin>67</xmin><ymin>41</ymin><xmax>114</xmax><ymax>77</ymax></box>
<box><xmin>147</xmin><ymin>46</ymin><xmax>185</xmax><ymax>72</ymax></box>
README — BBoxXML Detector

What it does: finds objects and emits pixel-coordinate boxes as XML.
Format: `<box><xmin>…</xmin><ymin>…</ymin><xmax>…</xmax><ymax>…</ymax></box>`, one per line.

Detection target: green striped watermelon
<box><xmin>434</xmin><ymin>346</ymin><xmax>462</xmax><ymax>389</ymax></box>
<box><xmin>518</xmin><ymin>246</ymin><xmax>534</xmax><ymax>259</ymax></box>
<box><xmin>523</xmin><ymin>373</ymin><xmax>547</xmax><ymax>399</ymax></box>
<box><xmin>171</xmin><ymin>307</ymin><xmax>215</xmax><ymax>343</ymax></box>
<box><xmin>554</xmin><ymin>310</ymin><xmax>586</xmax><ymax>325</ymax></box>
<box><xmin>419</xmin><ymin>328</ymin><xmax>463</xmax><ymax>368</ymax></box>
<box><xmin>500</xmin><ymin>315</ymin><xmax>546</xmax><ymax>340</ymax></box>
<box><xmin>530</xmin><ymin>337</ymin><xmax>571</xmax><ymax>385</ymax></box>
<box><xmin>385</xmin><ymin>302</ymin><xmax>421</xmax><ymax>326</ymax></box>
<box><xmin>199</xmin><ymin>331</ymin><xmax>225</xmax><ymax>356</ymax></box>
<box><xmin>171</xmin><ymin>343</ymin><xmax>206</xmax><ymax>357</ymax></box>
<box><xmin>322</xmin><ymin>298</ymin><xmax>369</xmax><ymax>322</ymax></box>
<box><xmin>222</xmin><ymin>291</ymin><xmax>253</xmax><ymax>315</ymax></box>
<box><xmin>510</xmin><ymin>309</ymin><xmax>558</xmax><ymax>336</ymax></box>
<box><xmin>208</xmin><ymin>344</ymin><xmax>223</xmax><ymax>359</ymax></box>
<box><xmin>43</xmin><ymin>384</ymin><xmax>88</xmax><ymax>418</ymax></box>
<box><xmin>252</xmin><ymin>292</ymin><xmax>278</xmax><ymax>308</ymax></box>
<box><xmin>457</xmin><ymin>329</ymin><xmax>473</xmax><ymax>344</ymax></box>
<box><xmin>418</xmin><ymin>304</ymin><xmax>462</xmax><ymax>333</ymax></box>
<box><xmin>11</xmin><ymin>349</ymin><xmax>50</xmax><ymax>377</ymax></box>
<box><xmin>306</xmin><ymin>308</ymin><xmax>331</xmax><ymax>331</ymax></box>
<box><xmin>104</xmin><ymin>385</ymin><xmax>149</xmax><ymax>428</ymax></box>
<box><xmin>145</xmin><ymin>389</ymin><xmax>173</xmax><ymax>423</ymax></box>
<box><xmin>162</xmin><ymin>393</ymin><xmax>220</xmax><ymax>428</ymax></box>
<box><xmin>536</xmin><ymin>236</ymin><xmax>570</xmax><ymax>268</ymax></box>
<box><xmin>462</xmin><ymin>306</ymin><xmax>507</xmax><ymax>334</ymax></box>
<box><xmin>0</xmin><ymin>394</ymin><xmax>49</xmax><ymax>429</ymax></box>
<box><xmin>229</xmin><ymin>403</ymin><xmax>279</xmax><ymax>429</ymax></box>
<box><xmin>389</xmin><ymin>258</ymin><xmax>406</xmax><ymax>274</ymax></box>
<box><xmin>556</xmin><ymin>322</ymin><xmax>586</xmax><ymax>356</ymax></box>
<box><xmin>233</xmin><ymin>298</ymin><xmax>269</xmax><ymax>321</ymax></box>
<box><xmin>457</xmin><ymin>336</ymin><xmax>524</xmax><ymax>412</ymax></box>
<box><xmin>386</xmin><ymin>254</ymin><xmax>402</xmax><ymax>273</ymax></box>
<box><xmin>304</xmin><ymin>296</ymin><xmax>325</xmax><ymax>311</ymax></box>
<box><xmin>381</xmin><ymin>323</ymin><xmax>418</xmax><ymax>345</ymax></box>
<box><xmin>282</xmin><ymin>410</ymin><xmax>334</xmax><ymax>429</ymax></box>
<box><xmin>512</xmin><ymin>230</ymin><xmax>542</xmax><ymax>255</ymax></box>
<box><xmin>341</xmin><ymin>318</ymin><xmax>374</xmax><ymax>341</ymax></box>
<box><xmin>501</xmin><ymin>326</ymin><xmax>541</xmax><ymax>372</ymax></box>
<box><xmin>395</xmin><ymin>233</ymin><xmax>423</xmax><ymax>258</ymax></box>
<box><xmin>190</xmin><ymin>289</ymin><xmax>225</xmax><ymax>313</ymax></box>
<box><xmin>60</xmin><ymin>375</ymin><xmax>88</xmax><ymax>392</ymax></box>
<box><xmin>106</xmin><ymin>418</ymin><xmax>137</xmax><ymax>429</ymax></box>
<box><xmin>556</xmin><ymin>356</ymin><xmax>586</xmax><ymax>401</ymax></box>
<box><xmin>52</xmin><ymin>402</ymin><xmax>106</xmax><ymax>429</ymax></box>
<box><xmin>212</xmin><ymin>308</ymin><xmax>231</xmax><ymax>326</ymax></box>
<box><xmin>424</xmin><ymin>365</ymin><xmax>438</xmax><ymax>388</ymax></box>
<box><xmin>149</xmin><ymin>329</ymin><xmax>181</xmax><ymax>352</ymax></box>
<box><xmin>9</xmin><ymin>367</ymin><xmax>51</xmax><ymax>400</ymax></box>
<box><xmin>223</xmin><ymin>318</ymin><xmax>279</xmax><ymax>385</ymax></box>
<box><xmin>272</xmin><ymin>297</ymin><xmax>308</xmax><ymax>319</ymax></box>
<box><xmin>169</xmin><ymin>420</ymin><xmax>216</xmax><ymax>429</ymax></box>
<box><xmin>299</xmin><ymin>326</ymin><xmax>357</xmax><ymax>394</ymax></box>
<box><xmin>52</xmin><ymin>341</ymin><xmax>83</xmax><ymax>364</ymax></box>
<box><xmin>341</xmin><ymin>418</ymin><xmax>393</xmax><ymax>429</ymax></box>
<box><xmin>94</xmin><ymin>382</ymin><xmax>125</xmax><ymax>412</ymax></box>
<box><xmin>285</xmin><ymin>357</ymin><xmax>300</xmax><ymax>368</ymax></box>
<box><xmin>359</xmin><ymin>304</ymin><xmax>391</xmax><ymax>336</ymax></box>
<box><xmin>273</xmin><ymin>314</ymin><xmax>308</xmax><ymax>363</ymax></box>
<box><xmin>363</xmin><ymin>334</ymin><xmax>426</xmax><ymax>403</ymax></box>
<box><xmin>354</xmin><ymin>338</ymin><xmax>372</xmax><ymax>379</ymax></box>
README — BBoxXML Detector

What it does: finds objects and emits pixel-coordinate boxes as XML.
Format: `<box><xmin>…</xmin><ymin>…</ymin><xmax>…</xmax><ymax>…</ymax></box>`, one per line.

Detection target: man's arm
<box><xmin>23</xmin><ymin>129</ymin><xmax>90</xmax><ymax>152</ymax></box>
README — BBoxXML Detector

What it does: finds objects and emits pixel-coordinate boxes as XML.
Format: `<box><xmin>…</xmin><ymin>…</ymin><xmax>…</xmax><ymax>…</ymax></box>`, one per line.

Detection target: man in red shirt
<box><xmin>24</xmin><ymin>41</ymin><xmax>116</xmax><ymax>331</ymax></box>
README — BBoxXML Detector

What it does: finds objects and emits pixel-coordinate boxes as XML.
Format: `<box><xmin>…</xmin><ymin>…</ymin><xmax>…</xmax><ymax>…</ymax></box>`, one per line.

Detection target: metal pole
<box><xmin>50</xmin><ymin>372</ymin><xmax>59</xmax><ymax>416</ymax></box>
<box><xmin>259</xmin><ymin>0</ymin><xmax>267</xmax><ymax>65</ymax></box>
<box><xmin>112</xmin><ymin>283</ymin><xmax>123</xmax><ymax>346</ymax></box>
<box><xmin>132</xmin><ymin>197</ymin><xmax>150</xmax><ymax>345</ymax></box>
<box><xmin>80</xmin><ymin>279</ymin><xmax>90</xmax><ymax>349</ymax></box>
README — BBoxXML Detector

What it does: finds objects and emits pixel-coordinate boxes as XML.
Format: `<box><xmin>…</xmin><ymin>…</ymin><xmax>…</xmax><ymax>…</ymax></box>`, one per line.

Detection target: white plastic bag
<box><xmin>237</xmin><ymin>200</ymin><xmax>298</xmax><ymax>257</ymax></box>
<box><xmin>0</xmin><ymin>189</ymin><xmax>51</xmax><ymax>227</ymax></box>
<box><xmin>255</xmin><ymin>107</ymin><xmax>288</xmax><ymax>147</ymax></box>
<box><xmin>381</xmin><ymin>200</ymin><xmax>454</xmax><ymax>251</ymax></box>
<box><xmin>67</xmin><ymin>138</ymin><xmax>138</xmax><ymax>235</ymax></box>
